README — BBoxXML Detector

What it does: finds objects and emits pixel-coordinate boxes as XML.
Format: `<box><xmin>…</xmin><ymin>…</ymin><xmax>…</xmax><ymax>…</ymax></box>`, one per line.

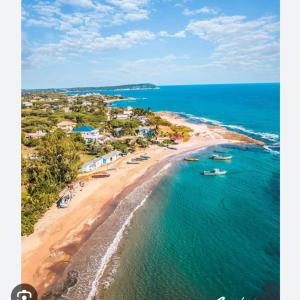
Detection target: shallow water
<box><xmin>101</xmin><ymin>145</ymin><xmax>279</xmax><ymax>300</ymax></box>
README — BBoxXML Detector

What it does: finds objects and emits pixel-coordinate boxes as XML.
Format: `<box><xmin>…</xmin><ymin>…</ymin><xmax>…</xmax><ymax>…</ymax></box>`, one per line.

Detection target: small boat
<box><xmin>133</xmin><ymin>157</ymin><xmax>144</xmax><ymax>161</ymax></box>
<box><xmin>92</xmin><ymin>172</ymin><xmax>110</xmax><ymax>178</ymax></box>
<box><xmin>57</xmin><ymin>194</ymin><xmax>71</xmax><ymax>208</ymax></box>
<box><xmin>168</xmin><ymin>146</ymin><xmax>178</xmax><ymax>150</ymax></box>
<box><xmin>184</xmin><ymin>157</ymin><xmax>199</xmax><ymax>162</ymax></box>
<box><xmin>127</xmin><ymin>161</ymin><xmax>140</xmax><ymax>164</ymax></box>
<box><xmin>79</xmin><ymin>181</ymin><xmax>85</xmax><ymax>188</ymax></box>
<box><xmin>210</xmin><ymin>154</ymin><xmax>232</xmax><ymax>161</ymax></box>
<box><xmin>201</xmin><ymin>168</ymin><xmax>227</xmax><ymax>176</ymax></box>
<box><xmin>140</xmin><ymin>155</ymin><xmax>150</xmax><ymax>160</ymax></box>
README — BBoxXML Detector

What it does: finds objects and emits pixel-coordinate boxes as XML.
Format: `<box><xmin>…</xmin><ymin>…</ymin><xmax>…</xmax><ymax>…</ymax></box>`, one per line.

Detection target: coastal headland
<box><xmin>21</xmin><ymin>111</ymin><xmax>264</xmax><ymax>298</ymax></box>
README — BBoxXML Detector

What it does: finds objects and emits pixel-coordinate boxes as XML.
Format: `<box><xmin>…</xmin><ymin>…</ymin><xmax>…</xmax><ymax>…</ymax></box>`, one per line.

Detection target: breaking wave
<box><xmin>176</xmin><ymin>112</ymin><xmax>280</xmax><ymax>155</ymax></box>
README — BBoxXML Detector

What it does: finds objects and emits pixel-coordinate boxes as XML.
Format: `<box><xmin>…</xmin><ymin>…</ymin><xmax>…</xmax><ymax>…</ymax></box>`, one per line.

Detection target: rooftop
<box><xmin>73</xmin><ymin>125</ymin><xmax>96</xmax><ymax>133</ymax></box>
<box><xmin>102</xmin><ymin>150</ymin><xmax>122</xmax><ymax>160</ymax></box>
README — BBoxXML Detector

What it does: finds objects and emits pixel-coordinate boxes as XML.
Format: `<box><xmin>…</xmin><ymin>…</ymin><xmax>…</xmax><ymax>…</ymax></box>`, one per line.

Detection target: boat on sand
<box><xmin>92</xmin><ymin>172</ymin><xmax>110</xmax><ymax>178</ymax></box>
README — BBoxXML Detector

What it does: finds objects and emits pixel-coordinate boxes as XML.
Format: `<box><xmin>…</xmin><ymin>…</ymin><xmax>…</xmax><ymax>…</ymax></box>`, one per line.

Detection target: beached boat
<box><xmin>211</xmin><ymin>154</ymin><xmax>232</xmax><ymax>161</ymax></box>
<box><xmin>133</xmin><ymin>157</ymin><xmax>144</xmax><ymax>161</ymax></box>
<box><xmin>201</xmin><ymin>168</ymin><xmax>227</xmax><ymax>176</ymax></box>
<box><xmin>184</xmin><ymin>157</ymin><xmax>199</xmax><ymax>162</ymax></box>
<box><xmin>168</xmin><ymin>146</ymin><xmax>178</xmax><ymax>150</ymax></box>
<box><xmin>92</xmin><ymin>172</ymin><xmax>110</xmax><ymax>178</ymax></box>
<box><xmin>140</xmin><ymin>155</ymin><xmax>150</xmax><ymax>160</ymax></box>
<box><xmin>127</xmin><ymin>161</ymin><xmax>140</xmax><ymax>164</ymax></box>
<box><xmin>57</xmin><ymin>194</ymin><xmax>71</xmax><ymax>208</ymax></box>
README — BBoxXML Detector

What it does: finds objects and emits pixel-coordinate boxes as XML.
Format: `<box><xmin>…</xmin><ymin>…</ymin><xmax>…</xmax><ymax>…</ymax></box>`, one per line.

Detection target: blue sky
<box><xmin>22</xmin><ymin>0</ymin><xmax>280</xmax><ymax>88</ymax></box>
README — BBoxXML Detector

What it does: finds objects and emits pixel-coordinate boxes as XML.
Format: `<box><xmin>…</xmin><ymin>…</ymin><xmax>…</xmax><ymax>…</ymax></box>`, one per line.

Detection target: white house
<box><xmin>82</xmin><ymin>101</ymin><xmax>92</xmax><ymax>106</ymax></box>
<box><xmin>22</xmin><ymin>101</ymin><xmax>33</xmax><ymax>107</ymax></box>
<box><xmin>80</xmin><ymin>150</ymin><xmax>122</xmax><ymax>173</ymax></box>
<box><xmin>135</xmin><ymin>116</ymin><xmax>149</xmax><ymax>125</ymax></box>
<box><xmin>102</xmin><ymin>150</ymin><xmax>122</xmax><ymax>164</ymax></box>
<box><xmin>116</xmin><ymin>114</ymin><xmax>128</xmax><ymax>120</ymax></box>
<box><xmin>80</xmin><ymin>157</ymin><xmax>104</xmax><ymax>173</ymax></box>
<box><xmin>138</xmin><ymin>126</ymin><xmax>155</xmax><ymax>138</ymax></box>
<box><xmin>57</xmin><ymin>120</ymin><xmax>76</xmax><ymax>132</ymax></box>
<box><xmin>123</xmin><ymin>106</ymin><xmax>133</xmax><ymax>116</ymax></box>
<box><xmin>26</xmin><ymin>130</ymin><xmax>47</xmax><ymax>139</ymax></box>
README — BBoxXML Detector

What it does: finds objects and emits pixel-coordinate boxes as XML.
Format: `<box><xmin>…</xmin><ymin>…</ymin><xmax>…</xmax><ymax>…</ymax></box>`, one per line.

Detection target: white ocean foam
<box><xmin>86</xmin><ymin>162</ymin><xmax>173</xmax><ymax>299</ymax></box>
<box><xmin>177</xmin><ymin>111</ymin><xmax>279</xmax><ymax>143</ymax></box>
<box><xmin>263</xmin><ymin>145</ymin><xmax>280</xmax><ymax>155</ymax></box>
<box><xmin>86</xmin><ymin>193</ymin><xmax>150</xmax><ymax>300</ymax></box>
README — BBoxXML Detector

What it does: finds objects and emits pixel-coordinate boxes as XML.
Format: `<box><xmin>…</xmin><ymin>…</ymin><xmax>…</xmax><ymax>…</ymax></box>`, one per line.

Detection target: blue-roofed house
<box><xmin>72</xmin><ymin>126</ymin><xmax>103</xmax><ymax>143</ymax></box>
<box><xmin>72</xmin><ymin>125</ymin><xmax>97</xmax><ymax>134</ymax></box>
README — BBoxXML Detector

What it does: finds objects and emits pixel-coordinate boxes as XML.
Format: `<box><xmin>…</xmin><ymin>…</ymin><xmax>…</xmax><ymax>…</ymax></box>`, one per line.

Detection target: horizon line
<box><xmin>22</xmin><ymin>82</ymin><xmax>280</xmax><ymax>91</ymax></box>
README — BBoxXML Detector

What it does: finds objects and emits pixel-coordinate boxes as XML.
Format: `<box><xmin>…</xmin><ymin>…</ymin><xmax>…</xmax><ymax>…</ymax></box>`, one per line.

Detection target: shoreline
<box><xmin>21</xmin><ymin>112</ymin><xmax>264</xmax><ymax>298</ymax></box>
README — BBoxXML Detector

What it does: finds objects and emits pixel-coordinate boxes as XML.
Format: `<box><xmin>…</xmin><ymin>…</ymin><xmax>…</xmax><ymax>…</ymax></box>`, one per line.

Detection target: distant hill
<box><xmin>23</xmin><ymin>83</ymin><xmax>158</xmax><ymax>93</ymax></box>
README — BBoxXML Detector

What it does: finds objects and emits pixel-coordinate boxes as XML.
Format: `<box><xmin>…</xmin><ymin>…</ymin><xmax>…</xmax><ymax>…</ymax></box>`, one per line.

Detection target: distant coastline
<box><xmin>22</xmin><ymin>83</ymin><xmax>159</xmax><ymax>93</ymax></box>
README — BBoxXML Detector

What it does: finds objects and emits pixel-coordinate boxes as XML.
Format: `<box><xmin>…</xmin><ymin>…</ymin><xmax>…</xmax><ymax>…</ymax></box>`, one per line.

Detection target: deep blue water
<box><xmin>69</xmin><ymin>84</ymin><xmax>280</xmax><ymax>300</ymax></box>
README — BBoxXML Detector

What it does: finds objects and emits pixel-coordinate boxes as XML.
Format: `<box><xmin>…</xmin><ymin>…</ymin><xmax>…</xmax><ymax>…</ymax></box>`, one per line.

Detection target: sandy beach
<box><xmin>21</xmin><ymin>112</ymin><xmax>264</xmax><ymax>297</ymax></box>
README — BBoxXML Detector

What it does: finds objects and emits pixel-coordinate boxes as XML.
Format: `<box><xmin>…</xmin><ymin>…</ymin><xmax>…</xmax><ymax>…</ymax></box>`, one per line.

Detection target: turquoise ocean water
<box><xmin>69</xmin><ymin>84</ymin><xmax>280</xmax><ymax>300</ymax></box>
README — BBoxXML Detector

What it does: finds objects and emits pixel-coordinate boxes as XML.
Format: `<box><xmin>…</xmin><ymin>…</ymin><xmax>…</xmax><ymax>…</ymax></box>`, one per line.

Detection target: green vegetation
<box><xmin>23</xmin><ymin>83</ymin><xmax>157</xmax><ymax>93</ymax></box>
<box><xmin>22</xmin><ymin>130</ymin><xmax>83</xmax><ymax>235</ymax></box>
<box><xmin>21</xmin><ymin>91</ymin><xmax>191</xmax><ymax>236</ymax></box>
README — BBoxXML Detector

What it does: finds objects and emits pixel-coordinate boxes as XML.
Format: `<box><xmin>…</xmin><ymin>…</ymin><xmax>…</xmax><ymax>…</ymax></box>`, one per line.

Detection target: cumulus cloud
<box><xmin>183</xmin><ymin>6</ymin><xmax>218</xmax><ymax>16</ymax></box>
<box><xmin>58</xmin><ymin>0</ymin><xmax>95</xmax><ymax>8</ymax></box>
<box><xmin>23</xmin><ymin>29</ymin><xmax>156</xmax><ymax>68</ymax></box>
<box><xmin>186</xmin><ymin>15</ymin><xmax>279</xmax><ymax>68</ymax></box>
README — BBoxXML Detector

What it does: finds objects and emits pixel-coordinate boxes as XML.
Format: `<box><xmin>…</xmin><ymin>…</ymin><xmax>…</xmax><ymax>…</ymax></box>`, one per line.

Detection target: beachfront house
<box><xmin>137</xmin><ymin>126</ymin><xmax>155</xmax><ymax>138</ymax></box>
<box><xmin>80</xmin><ymin>150</ymin><xmax>122</xmax><ymax>173</ymax></box>
<box><xmin>57</xmin><ymin>120</ymin><xmax>76</xmax><ymax>132</ymax></box>
<box><xmin>102</xmin><ymin>150</ymin><xmax>122</xmax><ymax>164</ymax></box>
<box><xmin>80</xmin><ymin>157</ymin><xmax>104</xmax><ymax>173</ymax></box>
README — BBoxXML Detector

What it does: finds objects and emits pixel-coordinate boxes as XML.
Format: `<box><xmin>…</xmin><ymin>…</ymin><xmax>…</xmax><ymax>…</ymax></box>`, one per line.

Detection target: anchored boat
<box><xmin>201</xmin><ymin>168</ymin><xmax>227</xmax><ymax>176</ymax></box>
<box><xmin>211</xmin><ymin>154</ymin><xmax>232</xmax><ymax>161</ymax></box>
<box><xmin>184</xmin><ymin>157</ymin><xmax>199</xmax><ymax>162</ymax></box>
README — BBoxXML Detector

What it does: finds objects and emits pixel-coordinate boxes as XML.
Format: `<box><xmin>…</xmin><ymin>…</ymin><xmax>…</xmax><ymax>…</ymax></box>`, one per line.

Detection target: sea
<box><xmin>67</xmin><ymin>83</ymin><xmax>280</xmax><ymax>300</ymax></box>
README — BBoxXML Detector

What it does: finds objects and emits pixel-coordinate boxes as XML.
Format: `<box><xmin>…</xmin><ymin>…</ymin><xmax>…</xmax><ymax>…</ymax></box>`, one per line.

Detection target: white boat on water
<box><xmin>211</xmin><ymin>154</ymin><xmax>232</xmax><ymax>160</ymax></box>
<box><xmin>202</xmin><ymin>168</ymin><xmax>227</xmax><ymax>176</ymax></box>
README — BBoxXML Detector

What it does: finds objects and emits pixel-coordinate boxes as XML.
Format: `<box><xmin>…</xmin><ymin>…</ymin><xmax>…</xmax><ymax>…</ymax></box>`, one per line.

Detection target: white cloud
<box><xmin>159</xmin><ymin>30</ymin><xmax>186</xmax><ymax>38</ymax></box>
<box><xmin>23</xmin><ymin>29</ymin><xmax>156</xmax><ymax>68</ymax></box>
<box><xmin>186</xmin><ymin>15</ymin><xmax>279</xmax><ymax>69</ymax></box>
<box><xmin>183</xmin><ymin>6</ymin><xmax>218</xmax><ymax>16</ymax></box>
<box><xmin>58</xmin><ymin>0</ymin><xmax>95</xmax><ymax>8</ymax></box>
